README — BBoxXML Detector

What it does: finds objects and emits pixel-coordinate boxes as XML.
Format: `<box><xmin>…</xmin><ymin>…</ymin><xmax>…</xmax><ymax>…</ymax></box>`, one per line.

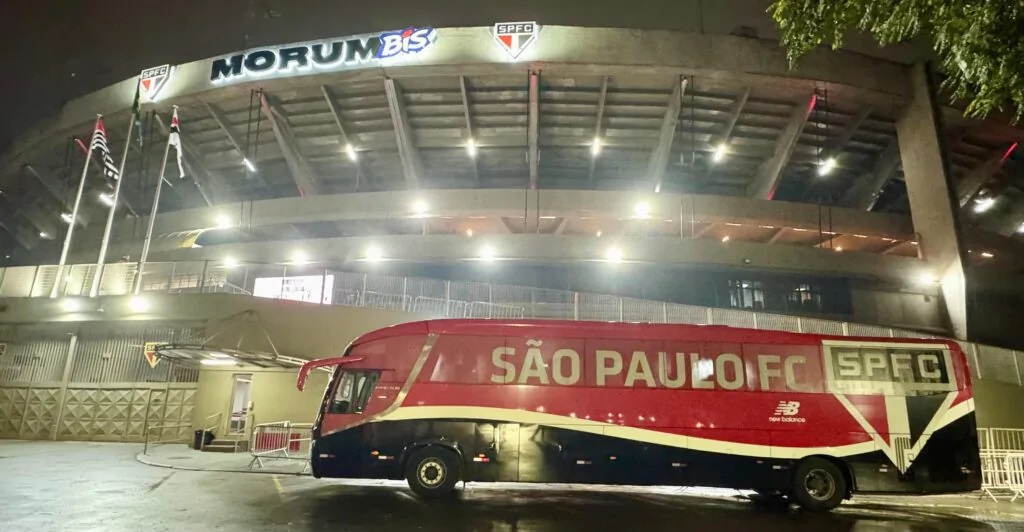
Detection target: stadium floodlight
<box><xmin>605</xmin><ymin>246</ymin><xmax>623</xmax><ymax>263</ymax></box>
<box><xmin>712</xmin><ymin>143</ymin><xmax>727</xmax><ymax>163</ymax></box>
<box><xmin>590</xmin><ymin>137</ymin><xmax>602</xmax><ymax>157</ymax></box>
<box><xmin>817</xmin><ymin>157</ymin><xmax>837</xmax><ymax>176</ymax></box>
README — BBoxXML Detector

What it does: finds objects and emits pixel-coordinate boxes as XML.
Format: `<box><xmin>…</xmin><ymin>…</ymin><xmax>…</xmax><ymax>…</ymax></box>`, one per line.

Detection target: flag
<box><xmin>169</xmin><ymin>107</ymin><xmax>185</xmax><ymax>178</ymax></box>
<box><xmin>90</xmin><ymin>116</ymin><xmax>120</xmax><ymax>181</ymax></box>
<box><xmin>131</xmin><ymin>83</ymin><xmax>144</xmax><ymax>147</ymax></box>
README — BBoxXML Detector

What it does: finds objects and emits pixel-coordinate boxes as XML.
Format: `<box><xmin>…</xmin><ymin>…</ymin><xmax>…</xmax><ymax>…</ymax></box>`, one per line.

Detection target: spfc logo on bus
<box><xmin>493</xmin><ymin>21</ymin><xmax>539</xmax><ymax>59</ymax></box>
<box><xmin>139</xmin><ymin>64</ymin><xmax>174</xmax><ymax>101</ymax></box>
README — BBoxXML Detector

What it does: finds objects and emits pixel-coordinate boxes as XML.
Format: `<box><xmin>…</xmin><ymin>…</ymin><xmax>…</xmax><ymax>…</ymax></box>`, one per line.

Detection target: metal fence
<box><xmin>3</xmin><ymin>260</ymin><xmax>1024</xmax><ymax>387</ymax></box>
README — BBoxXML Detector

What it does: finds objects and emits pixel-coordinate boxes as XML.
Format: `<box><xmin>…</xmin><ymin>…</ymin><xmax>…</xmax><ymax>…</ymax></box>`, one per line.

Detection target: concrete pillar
<box><xmin>896</xmin><ymin>63</ymin><xmax>969</xmax><ymax>339</ymax></box>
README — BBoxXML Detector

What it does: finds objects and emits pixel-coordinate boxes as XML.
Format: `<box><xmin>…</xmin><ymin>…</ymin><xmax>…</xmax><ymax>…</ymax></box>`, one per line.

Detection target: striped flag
<box><xmin>169</xmin><ymin>107</ymin><xmax>185</xmax><ymax>178</ymax></box>
<box><xmin>90</xmin><ymin>116</ymin><xmax>120</xmax><ymax>181</ymax></box>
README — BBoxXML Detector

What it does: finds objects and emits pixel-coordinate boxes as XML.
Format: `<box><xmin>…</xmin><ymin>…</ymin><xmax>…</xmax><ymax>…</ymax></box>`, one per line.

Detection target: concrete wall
<box><xmin>849</xmin><ymin>283</ymin><xmax>946</xmax><ymax>334</ymax></box>
<box><xmin>974</xmin><ymin>379</ymin><xmax>1024</xmax><ymax>429</ymax></box>
<box><xmin>193</xmin><ymin>367</ymin><xmax>329</xmax><ymax>434</ymax></box>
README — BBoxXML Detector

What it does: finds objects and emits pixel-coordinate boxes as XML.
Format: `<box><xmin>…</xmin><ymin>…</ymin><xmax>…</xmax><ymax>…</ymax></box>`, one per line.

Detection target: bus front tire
<box><xmin>405</xmin><ymin>447</ymin><xmax>462</xmax><ymax>499</ymax></box>
<box><xmin>791</xmin><ymin>457</ymin><xmax>847</xmax><ymax>512</ymax></box>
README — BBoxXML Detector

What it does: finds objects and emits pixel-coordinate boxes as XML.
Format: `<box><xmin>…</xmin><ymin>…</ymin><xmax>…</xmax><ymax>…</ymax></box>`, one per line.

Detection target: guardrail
<box><xmin>143</xmin><ymin>422</ymin><xmax>192</xmax><ymax>455</ymax></box>
<box><xmin>248</xmin><ymin>420</ymin><xmax>313</xmax><ymax>471</ymax></box>
<box><xmin>199</xmin><ymin>412</ymin><xmax>222</xmax><ymax>451</ymax></box>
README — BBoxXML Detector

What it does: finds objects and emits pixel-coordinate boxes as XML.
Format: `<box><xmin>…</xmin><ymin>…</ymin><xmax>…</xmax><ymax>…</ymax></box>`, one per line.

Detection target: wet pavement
<box><xmin>3</xmin><ymin>440</ymin><xmax>1024</xmax><ymax>531</ymax></box>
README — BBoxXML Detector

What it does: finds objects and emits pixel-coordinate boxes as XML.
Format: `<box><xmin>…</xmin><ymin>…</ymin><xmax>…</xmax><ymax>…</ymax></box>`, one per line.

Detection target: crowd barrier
<box><xmin>248</xmin><ymin>420</ymin><xmax>313</xmax><ymax>471</ymax></box>
<box><xmin>979</xmin><ymin>428</ymin><xmax>1024</xmax><ymax>502</ymax></box>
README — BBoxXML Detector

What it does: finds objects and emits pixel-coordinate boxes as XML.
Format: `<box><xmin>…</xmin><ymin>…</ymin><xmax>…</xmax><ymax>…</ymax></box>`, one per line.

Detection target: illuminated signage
<box><xmin>254</xmin><ymin>275</ymin><xmax>335</xmax><ymax>304</ymax></box>
<box><xmin>139</xmin><ymin>64</ymin><xmax>174</xmax><ymax>101</ymax></box>
<box><xmin>210</xmin><ymin>26</ymin><xmax>437</xmax><ymax>83</ymax></box>
<box><xmin>493</xmin><ymin>21</ymin><xmax>539</xmax><ymax>59</ymax></box>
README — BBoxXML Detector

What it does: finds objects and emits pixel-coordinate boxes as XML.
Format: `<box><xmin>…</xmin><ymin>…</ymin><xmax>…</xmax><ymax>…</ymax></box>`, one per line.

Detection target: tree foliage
<box><xmin>768</xmin><ymin>0</ymin><xmax>1024</xmax><ymax>121</ymax></box>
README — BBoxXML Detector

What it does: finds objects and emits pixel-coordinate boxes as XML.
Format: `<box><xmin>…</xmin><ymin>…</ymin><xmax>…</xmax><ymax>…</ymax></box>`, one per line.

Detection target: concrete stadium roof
<box><xmin>1</xmin><ymin>25</ymin><xmax>1022</xmax><ymax>266</ymax></box>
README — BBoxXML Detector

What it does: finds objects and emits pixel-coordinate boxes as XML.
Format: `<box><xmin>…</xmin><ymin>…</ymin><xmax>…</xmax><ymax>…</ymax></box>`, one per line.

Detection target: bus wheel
<box><xmin>791</xmin><ymin>458</ymin><xmax>846</xmax><ymax>512</ymax></box>
<box><xmin>405</xmin><ymin>447</ymin><xmax>462</xmax><ymax>499</ymax></box>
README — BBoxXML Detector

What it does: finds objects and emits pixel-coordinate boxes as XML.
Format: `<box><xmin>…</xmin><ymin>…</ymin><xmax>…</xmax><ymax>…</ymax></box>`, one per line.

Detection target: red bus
<box><xmin>296</xmin><ymin>319</ymin><xmax>980</xmax><ymax>511</ymax></box>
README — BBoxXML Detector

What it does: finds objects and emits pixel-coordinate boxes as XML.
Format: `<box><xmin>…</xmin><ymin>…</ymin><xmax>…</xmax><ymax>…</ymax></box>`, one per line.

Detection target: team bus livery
<box><xmin>296</xmin><ymin>319</ymin><xmax>980</xmax><ymax>511</ymax></box>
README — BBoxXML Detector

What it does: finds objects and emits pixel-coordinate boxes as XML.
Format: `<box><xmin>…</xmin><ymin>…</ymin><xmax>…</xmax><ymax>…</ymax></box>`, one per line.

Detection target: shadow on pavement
<box><xmin>260</xmin><ymin>483</ymin><xmax>1006</xmax><ymax>531</ymax></box>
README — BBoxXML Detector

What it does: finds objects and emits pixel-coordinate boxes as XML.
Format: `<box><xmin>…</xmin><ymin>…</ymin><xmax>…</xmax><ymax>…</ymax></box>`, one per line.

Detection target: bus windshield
<box><xmin>329</xmin><ymin>370</ymin><xmax>380</xmax><ymax>414</ymax></box>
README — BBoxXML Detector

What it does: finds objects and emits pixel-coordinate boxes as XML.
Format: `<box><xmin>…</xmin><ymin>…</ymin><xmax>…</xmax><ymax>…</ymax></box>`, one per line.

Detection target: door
<box><xmin>228</xmin><ymin>374</ymin><xmax>252</xmax><ymax>435</ymax></box>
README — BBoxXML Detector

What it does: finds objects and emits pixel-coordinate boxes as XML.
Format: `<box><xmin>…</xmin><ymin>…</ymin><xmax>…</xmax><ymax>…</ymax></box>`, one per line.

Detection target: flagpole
<box><xmin>51</xmin><ymin>115</ymin><xmax>100</xmax><ymax>298</ymax></box>
<box><xmin>90</xmin><ymin>86</ymin><xmax>139</xmax><ymax>298</ymax></box>
<box><xmin>132</xmin><ymin>107</ymin><xmax>175</xmax><ymax>295</ymax></box>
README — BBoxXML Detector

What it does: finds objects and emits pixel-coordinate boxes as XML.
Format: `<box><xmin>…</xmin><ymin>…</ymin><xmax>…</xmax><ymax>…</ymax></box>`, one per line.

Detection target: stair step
<box><xmin>201</xmin><ymin>439</ymin><xmax>250</xmax><ymax>453</ymax></box>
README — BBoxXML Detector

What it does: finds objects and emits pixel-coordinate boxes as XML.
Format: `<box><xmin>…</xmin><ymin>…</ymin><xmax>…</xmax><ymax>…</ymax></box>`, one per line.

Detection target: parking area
<box><xmin>2</xmin><ymin>441</ymin><xmax>1024</xmax><ymax>531</ymax></box>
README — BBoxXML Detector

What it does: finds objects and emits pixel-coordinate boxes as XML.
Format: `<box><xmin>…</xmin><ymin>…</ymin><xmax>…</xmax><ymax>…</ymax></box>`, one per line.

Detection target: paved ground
<box><xmin>4</xmin><ymin>441</ymin><xmax>1024</xmax><ymax>531</ymax></box>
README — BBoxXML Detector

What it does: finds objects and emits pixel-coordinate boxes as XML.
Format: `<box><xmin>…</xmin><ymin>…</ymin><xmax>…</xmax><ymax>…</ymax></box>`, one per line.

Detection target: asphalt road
<box><xmin>2</xmin><ymin>441</ymin><xmax>1024</xmax><ymax>531</ymax></box>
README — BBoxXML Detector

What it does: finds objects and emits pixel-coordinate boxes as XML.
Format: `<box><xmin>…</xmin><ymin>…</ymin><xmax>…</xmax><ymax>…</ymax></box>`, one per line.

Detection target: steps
<box><xmin>201</xmin><ymin>438</ymin><xmax>249</xmax><ymax>453</ymax></box>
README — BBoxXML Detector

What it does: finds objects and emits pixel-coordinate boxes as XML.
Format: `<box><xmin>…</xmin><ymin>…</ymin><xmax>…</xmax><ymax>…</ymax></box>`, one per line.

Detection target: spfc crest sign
<box><xmin>143</xmin><ymin>341</ymin><xmax>162</xmax><ymax>368</ymax></box>
<box><xmin>493</xmin><ymin>22</ymin><xmax>539</xmax><ymax>59</ymax></box>
<box><xmin>139</xmin><ymin>64</ymin><xmax>174</xmax><ymax>101</ymax></box>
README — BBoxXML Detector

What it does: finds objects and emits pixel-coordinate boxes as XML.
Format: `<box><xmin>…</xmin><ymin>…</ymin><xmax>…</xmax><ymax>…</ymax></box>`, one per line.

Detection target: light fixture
<box><xmin>243</xmin><ymin>158</ymin><xmax>257</xmax><ymax>172</ymax></box>
<box><xmin>590</xmin><ymin>137</ymin><xmax>602</xmax><ymax>157</ymax></box>
<box><xmin>201</xmin><ymin>359</ymin><xmax>237</xmax><ymax>366</ymax></box>
<box><xmin>634</xmin><ymin>201</ymin><xmax>651</xmax><ymax>219</ymax></box>
<box><xmin>209</xmin><ymin>352</ymin><xmax>233</xmax><ymax>359</ymax></box>
<box><xmin>817</xmin><ymin>157</ymin><xmax>837</xmax><ymax>176</ymax></box>
<box><xmin>345</xmin><ymin>143</ymin><xmax>358</xmax><ymax>162</ymax></box>
<box><xmin>974</xmin><ymin>197</ymin><xmax>996</xmax><ymax>213</ymax></box>
<box><xmin>1018</xmin><ymin>222</ymin><xmax>1024</xmax><ymax>234</ymax></box>
<box><xmin>916</xmin><ymin>273</ymin><xmax>938</xmax><ymax>286</ymax></box>
<box><xmin>411</xmin><ymin>199</ymin><xmax>429</xmax><ymax>216</ymax></box>
<box><xmin>60</xmin><ymin>213</ymin><xmax>73</xmax><ymax>224</ymax></box>
<box><xmin>605</xmin><ymin>246</ymin><xmax>624</xmax><ymax>263</ymax></box>
<box><xmin>39</xmin><ymin>231</ymin><xmax>50</xmax><ymax>239</ymax></box>
<box><xmin>466</xmin><ymin>138</ymin><xmax>478</xmax><ymax>158</ymax></box>
<box><xmin>712</xmin><ymin>143</ymin><xmax>727</xmax><ymax>163</ymax></box>
<box><xmin>223</xmin><ymin>257</ymin><xmax>240</xmax><ymax>268</ymax></box>
<box><xmin>466</xmin><ymin>229</ymin><xmax>474</xmax><ymax>237</ymax></box>
<box><xmin>479</xmin><ymin>245</ymin><xmax>496</xmax><ymax>261</ymax></box>
<box><xmin>290</xmin><ymin>250</ymin><xmax>309</xmax><ymax>265</ymax></box>
<box><xmin>981</xmin><ymin>251</ymin><xmax>994</xmax><ymax>258</ymax></box>
<box><xmin>61</xmin><ymin>298</ymin><xmax>83</xmax><ymax>312</ymax></box>
<box><xmin>834</xmin><ymin>246</ymin><xmax>844</xmax><ymax>252</ymax></box>
<box><xmin>596</xmin><ymin>230</ymin><xmax>603</xmax><ymax>238</ymax></box>
<box><xmin>721</xmin><ymin>236</ymin><xmax>730</xmax><ymax>243</ymax></box>
<box><xmin>214</xmin><ymin>214</ymin><xmax>232</xmax><ymax>229</ymax></box>
<box><xmin>365</xmin><ymin>245</ymin><xmax>383</xmax><ymax>262</ymax></box>
<box><xmin>98</xmin><ymin>192</ymin><xmax>114</xmax><ymax>206</ymax></box>
<box><xmin>128</xmin><ymin>296</ymin><xmax>150</xmax><ymax>312</ymax></box>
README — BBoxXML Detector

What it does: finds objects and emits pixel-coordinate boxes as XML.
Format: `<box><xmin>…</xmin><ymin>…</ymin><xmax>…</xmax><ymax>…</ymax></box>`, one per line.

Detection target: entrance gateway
<box><xmin>297</xmin><ymin>319</ymin><xmax>980</xmax><ymax>512</ymax></box>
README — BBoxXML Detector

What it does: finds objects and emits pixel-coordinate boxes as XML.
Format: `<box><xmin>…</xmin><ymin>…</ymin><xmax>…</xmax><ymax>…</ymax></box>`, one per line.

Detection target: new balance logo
<box><xmin>769</xmin><ymin>401</ymin><xmax>806</xmax><ymax>423</ymax></box>
<box><xmin>774</xmin><ymin>401</ymin><xmax>800</xmax><ymax>416</ymax></box>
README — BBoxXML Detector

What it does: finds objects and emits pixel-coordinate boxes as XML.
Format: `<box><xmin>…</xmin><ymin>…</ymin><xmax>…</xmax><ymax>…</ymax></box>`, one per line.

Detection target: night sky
<box><xmin>0</xmin><ymin>0</ymin><xmax>924</xmax><ymax>156</ymax></box>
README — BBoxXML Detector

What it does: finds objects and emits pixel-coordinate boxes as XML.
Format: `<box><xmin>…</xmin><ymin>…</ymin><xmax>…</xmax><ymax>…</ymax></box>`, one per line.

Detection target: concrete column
<box><xmin>51</xmin><ymin>332</ymin><xmax>80</xmax><ymax>441</ymax></box>
<box><xmin>896</xmin><ymin>63</ymin><xmax>969</xmax><ymax>339</ymax></box>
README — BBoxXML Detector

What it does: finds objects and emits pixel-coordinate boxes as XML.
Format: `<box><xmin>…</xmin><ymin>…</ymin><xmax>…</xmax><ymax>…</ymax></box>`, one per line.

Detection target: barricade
<box><xmin>980</xmin><ymin>450</ymin><xmax>1024</xmax><ymax>502</ymax></box>
<box><xmin>248</xmin><ymin>421</ymin><xmax>313</xmax><ymax>471</ymax></box>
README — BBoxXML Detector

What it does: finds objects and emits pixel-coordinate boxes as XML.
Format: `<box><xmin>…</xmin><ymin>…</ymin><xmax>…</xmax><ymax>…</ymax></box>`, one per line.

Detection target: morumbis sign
<box><xmin>210</xmin><ymin>26</ymin><xmax>437</xmax><ymax>83</ymax></box>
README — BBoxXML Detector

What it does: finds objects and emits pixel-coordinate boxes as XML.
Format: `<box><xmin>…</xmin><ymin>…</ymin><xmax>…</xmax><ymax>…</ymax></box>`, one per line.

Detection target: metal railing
<box><xmin>199</xmin><ymin>412</ymin><xmax>222</xmax><ymax>451</ymax></box>
<box><xmin>977</xmin><ymin>428</ymin><xmax>1024</xmax><ymax>502</ymax></box>
<box><xmin>143</xmin><ymin>422</ymin><xmax>192</xmax><ymax>455</ymax></box>
<box><xmin>4</xmin><ymin>259</ymin><xmax>1024</xmax><ymax>388</ymax></box>
<box><xmin>248</xmin><ymin>420</ymin><xmax>313</xmax><ymax>471</ymax></box>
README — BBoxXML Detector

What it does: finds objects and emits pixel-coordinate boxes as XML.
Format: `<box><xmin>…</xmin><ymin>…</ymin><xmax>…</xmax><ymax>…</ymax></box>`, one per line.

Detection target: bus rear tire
<box><xmin>405</xmin><ymin>447</ymin><xmax>462</xmax><ymax>499</ymax></box>
<box><xmin>791</xmin><ymin>457</ymin><xmax>846</xmax><ymax>512</ymax></box>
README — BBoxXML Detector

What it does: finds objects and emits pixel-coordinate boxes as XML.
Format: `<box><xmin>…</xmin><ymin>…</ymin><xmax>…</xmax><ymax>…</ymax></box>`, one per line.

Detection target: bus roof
<box><xmin>351</xmin><ymin>319</ymin><xmax>955</xmax><ymax>349</ymax></box>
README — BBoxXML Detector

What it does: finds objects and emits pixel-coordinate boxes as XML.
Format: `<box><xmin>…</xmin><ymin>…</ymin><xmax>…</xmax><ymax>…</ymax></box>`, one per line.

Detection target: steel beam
<box><xmin>693</xmin><ymin>222</ymin><xmax>717</xmax><ymax>238</ymax></box>
<box><xmin>383</xmin><ymin>78</ymin><xmax>425</xmax><ymax>189</ymax></box>
<box><xmin>587</xmin><ymin>76</ymin><xmax>609</xmax><ymax>185</ymax></box>
<box><xmin>841</xmin><ymin>139</ymin><xmax>901</xmax><ymax>210</ymax></box>
<box><xmin>703</xmin><ymin>86</ymin><xmax>750</xmax><ymax>184</ymax></box>
<box><xmin>823</xmin><ymin>107</ymin><xmax>873</xmax><ymax>160</ymax></box>
<box><xmin>747</xmin><ymin>93</ymin><xmax>816</xmax><ymax>199</ymax></box>
<box><xmin>880</xmin><ymin>240</ymin><xmax>905</xmax><ymax>254</ymax></box>
<box><xmin>261</xmin><ymin>93</ymin><xmax>323</xmax><ymax>196</ymax></box>
<box><xmin>24</xmin><ymin>165</ymin><xmax>76</xmax><ymax>214</ymax></box>
<box><xmin>528</xmin><ymin>71</ymin><xmax>540</xmax><ymax>190</ymax></box>
<box><xmin>321</xmin><ymin>85</ymin><xmax>369</xmax><ymax>190</ymax></box>
<box><xmin>458</xmin><ymin>76</ymin><xmax>480</xmax><ymax>186</ymax></box>
<box><xmin>153</xmin><ymin>112</ymin><xmax>229</xmax><ymax>206</ymax></box>
<box><xmin>647</xmin><ymin>77</ymin><xmax>687</xmax><ymax>194</ymax></box>
<box><xmin>203</xmin><ymin>103</ymin><xmax>250</xmax><ymax>164</ymax></box>
<box><xmin>956</xmin><ymin>143</ymin><xmax>1018</xmax><ymax>207</ymax></box>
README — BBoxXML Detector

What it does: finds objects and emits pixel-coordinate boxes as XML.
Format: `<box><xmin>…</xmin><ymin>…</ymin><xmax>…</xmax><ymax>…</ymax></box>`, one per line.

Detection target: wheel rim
<box><xmin>803</xmin><ymin>468</ymin><xmax>836</xmax><ymax>501</ymax></box>
<box><xmin>417</xmin><ymin>458</ymin><xmax>446</xmax><ymax>488</ymax></box>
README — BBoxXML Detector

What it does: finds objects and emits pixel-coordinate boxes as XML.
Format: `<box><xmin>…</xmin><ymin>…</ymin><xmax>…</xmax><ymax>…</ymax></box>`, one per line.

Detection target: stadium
<box><xmin>0</xmin><ymin>2</ymin><xmax>1023</xmax><ymax>454</ymax></box>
